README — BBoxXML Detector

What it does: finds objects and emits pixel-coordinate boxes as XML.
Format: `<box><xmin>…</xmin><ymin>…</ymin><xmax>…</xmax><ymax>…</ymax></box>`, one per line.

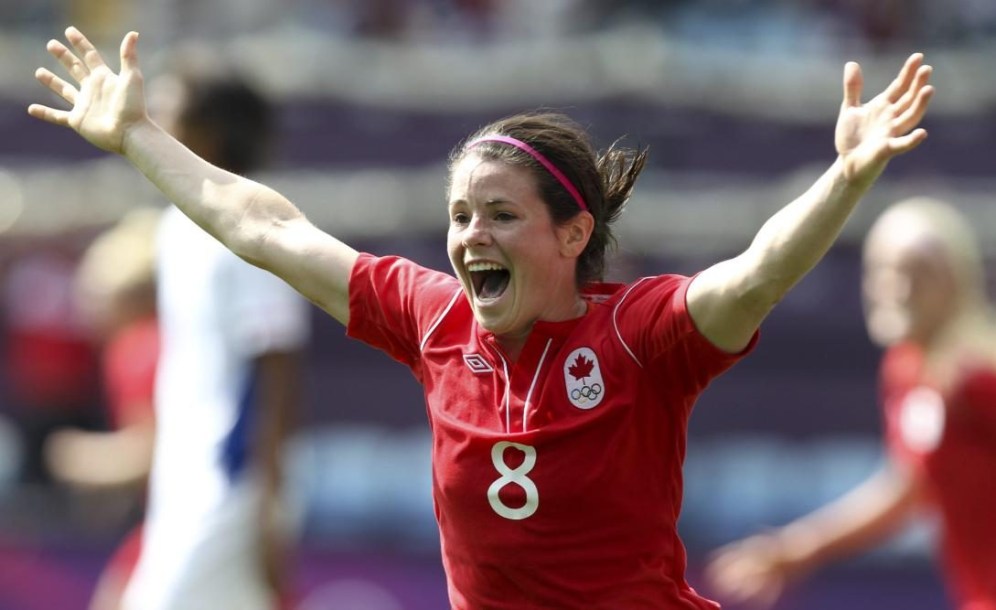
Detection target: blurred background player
<box><xmin>45</xmin><ymin>206</ymin><xmax>160</xmax><ymax>610</ymax></box>
<box><xmin>706</xmin><ymin>197</ymin><xmax>996</xmax><ymax>610</ymax></box>
<box><xmin>117</xmin><ymin>54</ymin><xmax>311</xmax><ymax>610</ymax></box>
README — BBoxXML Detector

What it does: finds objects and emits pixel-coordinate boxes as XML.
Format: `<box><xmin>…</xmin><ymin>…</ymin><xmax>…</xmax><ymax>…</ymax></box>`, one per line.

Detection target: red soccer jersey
<box><xmin>881</xmin><ymin>343</ymin><xmax>996</xmax><ymax>610</ymax></box>
<box><xmin>348</xmin><ymin>254</ymin><xmax>755</xmax><ymax>609</ymax></box>
<box><xmin>103</xmin><ymin>316</ymin><xmax>159</xmax><ymax>429</ymax></box>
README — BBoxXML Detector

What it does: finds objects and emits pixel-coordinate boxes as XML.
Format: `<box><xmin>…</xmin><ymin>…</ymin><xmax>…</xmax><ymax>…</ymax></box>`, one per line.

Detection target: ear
<box><xmin>557</xmin><ymin>211</ymin><xmax>594</xmax><ymax>258</ymax></box>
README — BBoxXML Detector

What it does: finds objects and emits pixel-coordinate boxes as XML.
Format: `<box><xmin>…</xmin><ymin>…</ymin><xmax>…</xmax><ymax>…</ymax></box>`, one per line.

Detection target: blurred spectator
<box><xmin>816</xmin><ymin>0</ymin><xmax>919</xmax><ymax>50</ymax></box>
<box><xmin>67</xmin><ymin>0</ymin><xmax>132</xmax><ymax>47</ymax></box>
<box><xmin>45</xmin><ymin>207</ymin><xmax>161</xmax><ymax>610</ymax></box>
<box><xmin>0</xmin><ymin>236</ymin><xmax>101</xmax><ymax>486</ymax></box>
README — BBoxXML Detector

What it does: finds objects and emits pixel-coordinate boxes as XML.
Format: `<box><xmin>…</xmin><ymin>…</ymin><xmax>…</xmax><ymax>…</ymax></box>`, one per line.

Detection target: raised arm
<box><xmin>687</xmin><ymin>54</ymin><xmax>934</xmax><ymax>352</ymax></box>
<box><xmin>29</xmin><ymin>28</ymin><xmax>358</xmax><ymax>324</ymax></box>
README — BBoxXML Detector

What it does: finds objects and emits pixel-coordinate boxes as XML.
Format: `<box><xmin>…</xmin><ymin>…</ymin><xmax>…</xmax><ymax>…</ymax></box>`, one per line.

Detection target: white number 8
<box><xmin>488</xmin><ymin>441</ymin><xmax>539</xmax><ymax>520</ymax></box>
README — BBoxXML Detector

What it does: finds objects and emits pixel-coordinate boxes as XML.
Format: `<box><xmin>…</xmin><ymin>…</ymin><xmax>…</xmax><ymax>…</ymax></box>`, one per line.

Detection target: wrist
<box><xmin>771</xmin><ymin>525</ymin><xmax>823</xmax><ymax>579</ymax></box>
<box><xmin>120</xmin><ymin>116</ymin><xmax>159</xmax><ymax>159</ymax></box>
<box><xmin>835</xmin><ymin>153</ymin><xmax>886</xmax><ymax>191</ymax></box>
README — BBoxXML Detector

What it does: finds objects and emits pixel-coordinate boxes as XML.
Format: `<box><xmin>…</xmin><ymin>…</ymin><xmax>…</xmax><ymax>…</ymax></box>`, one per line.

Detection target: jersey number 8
<box><xmin>488</xmin><ymin>441</ymin><xmax>539</xmax><ymax>520</ymax></box>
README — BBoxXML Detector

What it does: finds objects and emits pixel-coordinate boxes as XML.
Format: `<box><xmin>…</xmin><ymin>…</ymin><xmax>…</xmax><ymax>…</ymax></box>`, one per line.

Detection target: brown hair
<box><xmin>158</xmin><ymin>47</ymin><xmax>276</xmax><ymax>175</ymax></box>
<box><xmin>449</xmin><ymin>111</ymin><xmax>648</xmax><ymax>285</ymax></box>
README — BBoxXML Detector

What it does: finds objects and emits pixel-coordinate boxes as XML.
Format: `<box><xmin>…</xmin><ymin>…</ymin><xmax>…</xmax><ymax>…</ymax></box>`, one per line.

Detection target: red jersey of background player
<box><xmin>103</xmin><ymin>315</ymin><xmax>158</xmax><ymax>429</ymax></box>
<box><xmin>97</xmin><ymin>314</ymin><xmax>159</xmax><ymax>605</ymax></box>
<box><xmin>881</xmin><ymin>342</ymin><xmax>996</xmax><ymax>610</ymax></box>
<box><xmin>348</xmin><ymin>254</ymin><xmax>755</xmax><ymax>609</ymax></box>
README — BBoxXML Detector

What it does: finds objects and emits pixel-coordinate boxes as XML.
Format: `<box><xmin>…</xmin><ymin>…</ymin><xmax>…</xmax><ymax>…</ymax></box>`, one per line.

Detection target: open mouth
<box><xmin>467</xmin><ymin>261</ymin><xmax>510</xmax><ymax>301</ymax></box>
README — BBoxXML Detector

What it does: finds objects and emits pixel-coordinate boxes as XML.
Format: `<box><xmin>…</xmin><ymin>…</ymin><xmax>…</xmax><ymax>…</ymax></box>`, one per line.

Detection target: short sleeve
<box><xmin>347</xmin><ymin>254</ymin><xmax>462</xmax><ymax>374</ymax></box>
<box><xmin>947</xmin><ymin>368</ymin><xmax>996</xmax><ymax>443</ymax></box>
<box><xmin>614</xmin><ymin>274</ymin><xmax>757</xmax><ymax>390</ymax></box>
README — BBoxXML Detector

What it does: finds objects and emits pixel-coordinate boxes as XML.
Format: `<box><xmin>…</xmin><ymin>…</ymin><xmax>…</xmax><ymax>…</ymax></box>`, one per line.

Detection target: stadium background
<box><xmin>1</xmin><ymin>1</ymin><xmax>995</xmax><ymax>608</ymax></box>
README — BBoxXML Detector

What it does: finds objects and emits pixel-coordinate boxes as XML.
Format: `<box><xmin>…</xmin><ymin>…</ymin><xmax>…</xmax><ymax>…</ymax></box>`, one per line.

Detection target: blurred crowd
<box><xmin>0</xmin><ymin>0</ymin><xmax>995</xmax><ymax>50</ymax></box>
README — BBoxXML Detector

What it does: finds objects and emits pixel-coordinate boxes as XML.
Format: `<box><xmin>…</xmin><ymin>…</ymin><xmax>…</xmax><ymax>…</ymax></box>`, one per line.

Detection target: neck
<box><xmin>921</xmin><ymin>298</ymin><xmax>985</xmax><ymax>352</ymax></box>
<box><xmin>921</xmin><ymin>304</ymin><xmax>996</xmax><ymax>385</ymax></box>
<box><xmin>494</xmin><ymin>296</ymin><xmax>588</xmax><ymax>361</ymax></box>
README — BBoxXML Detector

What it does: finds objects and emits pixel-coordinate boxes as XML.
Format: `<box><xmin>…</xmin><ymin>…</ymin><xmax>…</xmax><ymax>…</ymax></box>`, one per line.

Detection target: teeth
<box><xmin>466</xmin><ymin>262</ymin><xmax>506</xmax><ymax>272</ymax></box>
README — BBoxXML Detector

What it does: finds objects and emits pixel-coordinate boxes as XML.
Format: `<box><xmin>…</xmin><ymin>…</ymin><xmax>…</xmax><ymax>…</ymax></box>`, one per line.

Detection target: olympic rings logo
<box><xmin>570</xmin><ymin>383</ymin><xmax>602</xmax><ymax>402</ymax></box>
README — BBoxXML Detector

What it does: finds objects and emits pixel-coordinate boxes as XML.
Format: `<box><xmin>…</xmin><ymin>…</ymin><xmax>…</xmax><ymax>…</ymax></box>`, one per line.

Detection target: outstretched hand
<box><xmin>28</xmin><ymin>27</ymin><xmax>148</xmax><ymax>155</ymax></box>
<box><xmin>835</xmin><ymin>53</ymin><xmax>934</xmax><ymax>184</ymax></box>
<box><xmin>704</xmin><ymin>534</ymin><xmax>800</xmax><ymax>609</ymax></box>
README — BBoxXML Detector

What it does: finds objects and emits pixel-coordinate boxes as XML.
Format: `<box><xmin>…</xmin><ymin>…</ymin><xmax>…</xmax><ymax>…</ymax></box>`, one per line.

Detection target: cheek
<box><xmin>446</xmin><ymin>231</ymin><xmax>462</xmax><ymax>257</ymax></box>
<box><xmin>913</xmin><ymin>291</ymin><xmax>947</xmax><ymax>324</ymax></box>
<box><xmin>513</xmin><ymin>239</ymin><xmax>556</xmax><ymax>279</ymax></box>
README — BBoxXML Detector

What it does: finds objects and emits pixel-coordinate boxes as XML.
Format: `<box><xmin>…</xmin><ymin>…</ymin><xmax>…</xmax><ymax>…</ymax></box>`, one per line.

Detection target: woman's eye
<box><xmin>452</xmin><ymin>213</ymin><xmax>469</xmax><ymax>224</ymax></box>
<box><xmin>495</xmin><ymin>212</ymin><xmax>514</xmax><ymax>221</ymax></box>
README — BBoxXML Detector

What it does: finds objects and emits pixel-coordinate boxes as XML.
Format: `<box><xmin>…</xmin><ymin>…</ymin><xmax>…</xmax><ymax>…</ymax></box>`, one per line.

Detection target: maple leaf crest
<box><xmin>568</xmin><ymin>354</ymin><xmax>594</xmax><ymax>382</ymax></box>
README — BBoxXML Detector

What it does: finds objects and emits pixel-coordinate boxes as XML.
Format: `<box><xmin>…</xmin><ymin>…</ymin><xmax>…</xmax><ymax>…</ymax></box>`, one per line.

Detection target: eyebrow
<box><xmin>448</xmin><ymin>197</ymin><xmax>512</xmax><ymax>209</ymax></box>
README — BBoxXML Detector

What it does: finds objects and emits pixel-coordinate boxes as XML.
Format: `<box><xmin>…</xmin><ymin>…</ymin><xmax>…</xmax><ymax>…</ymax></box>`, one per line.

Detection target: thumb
<box><xmin>842</xmin><ymin>61</ymin><xmax>862</xmax><ymax>108</ymax></box>
<box><xmin>120</xmin><ymin>31</ymin><xmax>140</xmax><ymax>73</ymax></box>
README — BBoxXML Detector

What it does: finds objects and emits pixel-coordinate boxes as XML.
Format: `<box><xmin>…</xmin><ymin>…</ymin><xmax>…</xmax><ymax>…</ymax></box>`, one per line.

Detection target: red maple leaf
<box><xmin>568</xmin><ymin>354</ymin><xmax>594</xmax><ymax>381</ymax></box>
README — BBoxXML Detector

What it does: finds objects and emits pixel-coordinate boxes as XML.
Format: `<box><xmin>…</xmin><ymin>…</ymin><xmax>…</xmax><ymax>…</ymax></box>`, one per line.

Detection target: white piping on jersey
<box><xmin>420</xmin><ymin>289</ymin><xmax>463</xmax><ymax>353</ymax></box>
<box><xmin>613</xmin><ymin>277</ymin><xmax>648</xmax><ymax>368</ymax></box>
<box><xmin>491</xmin><ymin>348</ymin><xmax>512</xmax><ymax>433</ymax></box>
<box><xmin>521</xmin><ymin>338</ymin><xmax>553</xmax><ymax>433</ymax></box>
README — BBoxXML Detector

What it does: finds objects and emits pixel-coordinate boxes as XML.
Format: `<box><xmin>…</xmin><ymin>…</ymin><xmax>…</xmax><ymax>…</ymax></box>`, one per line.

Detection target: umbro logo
<box><xmin>463</xmin><ymin>353</ymin><xmax>494</xmax><ymax>374</ymax></box>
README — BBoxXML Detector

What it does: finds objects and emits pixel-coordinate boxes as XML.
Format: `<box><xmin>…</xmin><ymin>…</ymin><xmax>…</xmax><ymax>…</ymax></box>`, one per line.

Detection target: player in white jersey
<box><xmin>120</xmin><ymin>58</ymin><xmax>309</xmax><ymax>610</ymax></box>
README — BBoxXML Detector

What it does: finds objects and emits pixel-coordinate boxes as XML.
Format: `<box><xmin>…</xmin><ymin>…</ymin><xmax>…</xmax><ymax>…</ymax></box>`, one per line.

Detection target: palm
<box><xmin>29</xmin><ymin>28</ymin><xmax>147</xmax><ymax>154</ymax></box>
<box><xmin>836</xmin><ymin>98</ymin><xmax>889</xmax><ymax>160</ymax></box>
<box><xmin>834</xmin><ymin>54</ymin><xmax>934</xmax><ymax>184</ymax></box>
<box><xmin>69</xmin><ymin>65</ymin><xmax>144</xmax><ymax>151</ymax></box>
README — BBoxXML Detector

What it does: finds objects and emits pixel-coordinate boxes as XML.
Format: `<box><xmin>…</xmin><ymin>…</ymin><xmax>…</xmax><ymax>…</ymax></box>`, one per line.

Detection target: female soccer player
<box><xmin>707</xmin><ymin>198</ymin><xmax>996</xmax><ymax>610</ymax></box>
<box><xmin>29</xmin><ymin>27</ymin><xmax>933</xmax><ymax>609</ymax></box>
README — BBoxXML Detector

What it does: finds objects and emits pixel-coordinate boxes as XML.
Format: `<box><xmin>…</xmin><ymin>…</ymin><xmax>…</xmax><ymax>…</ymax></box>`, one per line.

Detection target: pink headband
<box><xmin>465</xmin><ymin>135</ymin><xmax>588</xmax><ymax>212</ymax></box>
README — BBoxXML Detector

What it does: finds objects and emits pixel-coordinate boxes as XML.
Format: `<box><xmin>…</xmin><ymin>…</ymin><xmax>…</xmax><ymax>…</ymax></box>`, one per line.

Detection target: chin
<box><xmin>867</xmin><ymin>310</ymin><xmax>911</xmax><ymax>348</ymax></box>
<box><xmin>473</xmin><ymin>309</ymin><xmax>524</xmax><ymax>339</ymax></box>
<box><xmin>471</xmin><ymin>308</ymin><xmax>503</xmax><ymax>332</ymax></box>
<box><xmin>870</xmin><ymin>331</ymin><xmax>899</xmax><ymax>348</ymax></box>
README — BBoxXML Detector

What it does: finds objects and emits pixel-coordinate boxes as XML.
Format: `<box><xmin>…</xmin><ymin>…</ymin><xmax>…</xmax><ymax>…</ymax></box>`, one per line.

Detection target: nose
<box><xmin>865</xmin><ymin>268</ymin><xmax>911</xmax><ymax>306</ymax></box>
<box><xmin>462</xmin><ymin>214</ymin><xmax>492</xmax><ymax>248</ymax></box>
